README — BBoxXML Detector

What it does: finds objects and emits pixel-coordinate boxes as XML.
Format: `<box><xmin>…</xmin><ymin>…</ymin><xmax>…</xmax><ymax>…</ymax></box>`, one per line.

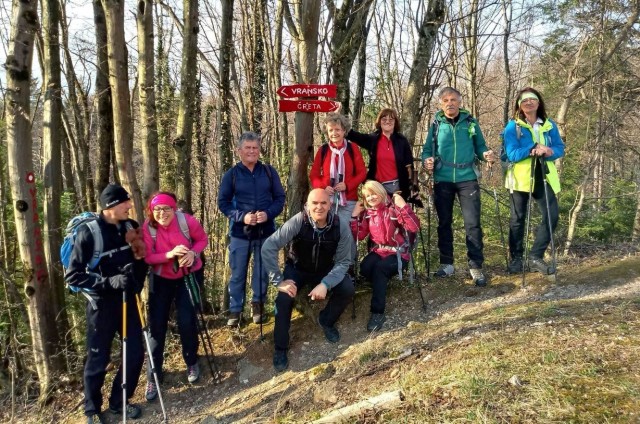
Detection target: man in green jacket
<box><xmin>422</xmin><ymin>87</ymin><xmax>496</xmax><ymax>286</ymax></box>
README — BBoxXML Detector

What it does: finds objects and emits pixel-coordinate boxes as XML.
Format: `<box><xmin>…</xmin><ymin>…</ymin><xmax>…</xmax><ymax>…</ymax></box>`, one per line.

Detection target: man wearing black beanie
<box><xmin>65</xmin><ymin>183</ymin><xmax>148</xmax><ymax>423</ymax></box>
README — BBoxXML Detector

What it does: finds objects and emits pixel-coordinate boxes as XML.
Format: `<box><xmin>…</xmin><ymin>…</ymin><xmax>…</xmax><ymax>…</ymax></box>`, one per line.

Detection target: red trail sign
<box><xmin>278</xmin><ymin>99</ymin><xmax>340</xmax><ymax>113</ymax></box>
<box><xmin>277</xmin><ymin>84</ymin><xmax>337</xmax><ymax>98</ymax></box>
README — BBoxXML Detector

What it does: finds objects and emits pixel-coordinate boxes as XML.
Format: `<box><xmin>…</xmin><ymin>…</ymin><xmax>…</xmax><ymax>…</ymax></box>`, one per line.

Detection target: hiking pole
<box><xmin>351</xmin><ymin>211</ymin><xmax>361</xmax><ymax>320</ymax></box>
<box><xmin>522</xmin><ymin>156</ymin><xmax>537</xmax><ymax>287</ymax></box>
<box><xmin>488</xmin><ymin>164</ymin><xmax>509</xmax><ymax>270</ymax></box>
<box><xmin>183</xmin><ymin>268</ymin><xmax>222</xmax><ymax>383</ymax></box>
<box><xmin>538</xmin><ymin>155</ymin><xmax>557</xmax><ymax>279</ymax></box>
<box><xmin>424</xmin><ymin>172</ymin><xmax>433</xmax><ymax>282</ymax></box>
<box><xmin>135</xmin><ymin>293</ymin><xmax>168</xmax><ymax>422</ymax></box>
<box><xmin>121</xmin><ymin>288</ymin><xmax>127</xmax><ymax>424</ymax></box>
<box><xmin>257</xmin><ymin>226</ymin><xmax>265</xmax><ymax>342</ymax></box>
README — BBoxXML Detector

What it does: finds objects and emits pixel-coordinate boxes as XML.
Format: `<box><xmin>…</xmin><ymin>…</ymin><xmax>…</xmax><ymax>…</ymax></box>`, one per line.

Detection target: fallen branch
<box><xmin>311</xmin><ymin>389</ymin><xmax>404</xmax><ymax>423</ymax></box>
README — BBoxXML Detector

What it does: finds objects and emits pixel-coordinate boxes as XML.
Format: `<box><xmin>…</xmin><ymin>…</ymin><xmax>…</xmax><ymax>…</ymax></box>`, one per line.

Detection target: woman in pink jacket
<box><xmin>351</xmin><ymin>181</ymin><xmax>420</xmax><ymax>332</ymax></box>
<box><xmin>141</xmin><ymin>192</ymin><xmax>208</xmax><ymax>401</ymax></box>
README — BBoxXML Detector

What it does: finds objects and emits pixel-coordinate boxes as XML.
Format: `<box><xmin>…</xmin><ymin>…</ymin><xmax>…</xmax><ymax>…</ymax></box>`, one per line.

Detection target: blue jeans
<box><xmin>228</xmin><ymin>236</ymin><xmax>268</xmax><ymax>313</ymax></box>
<box><xmin>433</xmin><ymin>180</ymin><xmax>484</xmax><ymax>268</ymax></box>
<box><xmin>146</xmin><ymin>269</ymin><xmax>201</xmax><ymax>381</ymax></box>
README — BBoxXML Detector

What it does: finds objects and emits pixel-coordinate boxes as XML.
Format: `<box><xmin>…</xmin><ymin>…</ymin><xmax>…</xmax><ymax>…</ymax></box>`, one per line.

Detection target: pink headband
<box><xmin>150</xmin><ymin>194</ymin><xmax>177</xmax><ymax>211</ymax></box>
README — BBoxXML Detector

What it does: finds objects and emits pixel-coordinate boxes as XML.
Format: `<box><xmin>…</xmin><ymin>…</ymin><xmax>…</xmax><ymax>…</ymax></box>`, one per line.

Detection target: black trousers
<box><xmin>509</xmin><ymin>172</ymin><xmax>559</xmax><ymax>260</ymax></box>
<box><xmin>146</xmin><ymin>268</ymin><xmax>201</xmax><ymax>381</ymax></box>
<box><xmin>359</xmin><ymin>252</ymin><xmax>406</xmax><ymax>314</ymax></box>
<box><xmin>273</xmin><ymin>262</ymin><xmax>354</xmax><ymax>352</ymax></box>
<box><xmin>433</xmin><ymin>180</ymin><xmax>484</xmax><ymax>268</ymax></box>
<box><xmin>84</xmin><ymin>290</ymin><xmax>144</xmax><ymax>415</ymax></box>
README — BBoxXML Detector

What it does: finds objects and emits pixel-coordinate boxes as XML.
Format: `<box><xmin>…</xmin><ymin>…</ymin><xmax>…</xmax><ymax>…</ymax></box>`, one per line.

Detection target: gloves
<box><xmin>108</xmin><ymin>263</ymin><xmax>135</xmax><ymax>290</ymax></box>
<box><xmin>108</xmin><ymin>273</ymin><xmax>132</xmax><ymax>290</ymax></box>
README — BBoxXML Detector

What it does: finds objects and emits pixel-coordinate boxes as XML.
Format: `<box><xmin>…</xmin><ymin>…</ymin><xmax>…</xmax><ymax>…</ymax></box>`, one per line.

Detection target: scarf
<box><xmin>329</xmin><ymin>142</ymin><xmax>347</xmax><ymax>207</ymax></box>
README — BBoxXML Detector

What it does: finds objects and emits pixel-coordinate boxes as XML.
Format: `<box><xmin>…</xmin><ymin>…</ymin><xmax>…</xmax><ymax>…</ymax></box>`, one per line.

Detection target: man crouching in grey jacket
<box><xmin>261</xmin><ymin>188</ymin><xmax>354</xmax><ymax>372</ymax></box>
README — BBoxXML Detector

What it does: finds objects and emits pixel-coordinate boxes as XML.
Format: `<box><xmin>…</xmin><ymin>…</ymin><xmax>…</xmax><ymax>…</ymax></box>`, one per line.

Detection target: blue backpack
<box><xmin>60</xmin><ymin>212</ymin><xmax>131</xmax><ymax>293</ymax></box>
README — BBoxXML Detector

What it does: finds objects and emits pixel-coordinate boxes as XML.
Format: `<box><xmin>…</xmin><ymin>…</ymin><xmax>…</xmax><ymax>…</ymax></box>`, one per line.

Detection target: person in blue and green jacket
<box><xmin>502</xmin><ymin>87</ymin><xmax>565</xmax><ymax>275</ymax></box>
<box><xmin>421</xmin><ymin>87</ymin><xmax>496</xmax><ymax>286</ymax></box>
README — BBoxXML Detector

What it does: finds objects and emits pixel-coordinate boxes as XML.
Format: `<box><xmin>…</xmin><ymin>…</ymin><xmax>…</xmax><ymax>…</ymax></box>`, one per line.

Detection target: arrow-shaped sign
<box><xmin>277</xmin><ymin>84</ymin><xmax>337</xmax><ymax>98</ymax></box>
<box><xmin>278</xmin><ymin>99</ymin><xmax>341</xmax><ymax>113</ymax></box>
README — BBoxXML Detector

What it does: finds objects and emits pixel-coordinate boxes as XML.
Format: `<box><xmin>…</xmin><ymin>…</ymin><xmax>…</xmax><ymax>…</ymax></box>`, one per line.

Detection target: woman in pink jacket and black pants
<box><xmin>141</xmin><ymin>192</ymin><xmax>208</xmax><ymax>401</ymax></box>
<box><xmin>351</xmin><ymin>181</ymin><xmax>420</xmax><ymax>332</ymax></box>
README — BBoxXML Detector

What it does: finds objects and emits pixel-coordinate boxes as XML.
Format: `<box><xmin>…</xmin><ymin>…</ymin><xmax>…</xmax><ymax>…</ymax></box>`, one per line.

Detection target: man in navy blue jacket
<box><xmin>218</xmin><ymin>132</ymin><xmax>286</xmax><ymax>326</ymax></box>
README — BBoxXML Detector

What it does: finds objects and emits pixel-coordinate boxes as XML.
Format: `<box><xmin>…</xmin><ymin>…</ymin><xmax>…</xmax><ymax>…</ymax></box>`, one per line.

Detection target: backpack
<box><xmin>146</xmin><ymin>210</ymin><xmax>191</xmax><ymax>274</ymax></box>
<box><xmin>60</xmin><ymin>212</ymin><xmax>132</xmax><ymax>293</ymax></box>
<box><xmin>499</xmin><ymin>121</ymin><xmax>522</xmax><ymax>171</ymax></box>
<box><xmin>319</xmin><ymin>142</ymin><xmax>356</xmax><ymax>177</ymax></box>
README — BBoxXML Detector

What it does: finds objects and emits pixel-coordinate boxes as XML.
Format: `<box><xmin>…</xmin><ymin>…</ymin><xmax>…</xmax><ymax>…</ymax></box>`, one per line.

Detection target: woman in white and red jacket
<box><xmin>141</xmin><ymin>192</ymin><xmax>208</xmax><ymax>401</ymax></box>
<box><xmin>351</xmin><ymin>180</ymin><xmax>420</xmax><ymax>332</ymax></box>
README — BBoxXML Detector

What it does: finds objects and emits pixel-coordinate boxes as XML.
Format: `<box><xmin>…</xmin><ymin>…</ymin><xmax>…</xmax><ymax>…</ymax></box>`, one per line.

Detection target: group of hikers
<box><xmin>65</xmin><ymin>86</ymin><xmax>565</xmax><ymax>423</ymax></box>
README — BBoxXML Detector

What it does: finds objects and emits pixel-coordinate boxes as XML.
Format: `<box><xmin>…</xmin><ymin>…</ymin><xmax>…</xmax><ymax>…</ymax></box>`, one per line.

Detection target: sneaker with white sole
<box><xmin>187</xmin><ymin>362</ymin><xmax>200</xmax><ymax>383</ymax></box>
<box><xmin>227</xmin><ymin>312</ymin><xmax>241</xmax><ymax>327</ymax></box>
<box><xmin>434</xmin><ymin>264</ymin><xmax>454</xmax><ymax>277</ymax></box>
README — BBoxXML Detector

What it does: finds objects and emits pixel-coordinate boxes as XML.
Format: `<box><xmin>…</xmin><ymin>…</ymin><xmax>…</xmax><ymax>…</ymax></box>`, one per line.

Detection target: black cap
<box><xmin>100</xmin><ymin>184</ymin><xmax>131</xmax><ymax>209</ymax></box>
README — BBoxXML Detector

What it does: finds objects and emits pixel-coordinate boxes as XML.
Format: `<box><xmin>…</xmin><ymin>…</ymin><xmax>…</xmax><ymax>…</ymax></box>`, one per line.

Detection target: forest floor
<box><xmin>9</xmin><ymin>248</ymin><xmax>640</xmax><ymax>423</ymax></box>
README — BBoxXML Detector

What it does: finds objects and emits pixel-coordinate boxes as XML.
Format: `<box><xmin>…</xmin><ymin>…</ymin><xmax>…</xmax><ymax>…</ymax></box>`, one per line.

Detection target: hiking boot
<box><xmin>434</xmin><ymin>264</ymin><xmax>454</xmax><ymax>277</ymax></box>
<box><xmin>273</xmin><ymin>349</ymin><xmax>288</xmax><ymax>372</ymax></box>
<box><xmin>317</xmin><ymin>317</ymin><xmax>340</xmax><ymax>343</ymax></box>
<box><xmin>187</xmin><ymin>362</ymin><xmax>200</xmax><ymax>383</ymax></box>
<box><xmin>470</xmin><ymin>268</ymin><xmax>487</xmax><ymax>287</ymax></box>
<box><xmin>86</xmin><ymin>413</ymin><xmax>104</xmax><ymax>424</ymax></box>
<box><xmin>251</xmin><ymin>302</ymin><xmax>265</xmax><ymax>324</ymax></box>
<box><xmin>367</xmin><ymin>313</ymin><xmax>386</xmax><ymax>332</ymax></box>
<box><xmin>109</xmin><ymin>403</ymin><xmax>142</xmax><ymax>420</ymax></box>
<box><xmin>227</xmin><ymin>312</ymin><xmax>241</xmax><ymax>327</ymax></box>
<box><xmin>145</xmin><ymin>381</ymin><xmax>158</xmax><ymax>402</ymax></box>
<box><xmin>528</xmin><ymin>256</ymin><xmax>554</xmax><ymax>275</ymax></box>
<box><xmin>507</xmin><ymin>257</ymin><xmax>524</xmax><ymax>274</ymax></box>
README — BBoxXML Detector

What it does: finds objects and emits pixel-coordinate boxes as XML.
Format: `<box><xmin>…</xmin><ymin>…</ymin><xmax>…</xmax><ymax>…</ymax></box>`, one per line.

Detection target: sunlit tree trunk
<box><xmin>137</xmin><ymin>0</ymin><xmax>159</xmax><ymax>200</ymax></box>
<box><xmin>93</xmin><ymin>0</ymin><xmax>114</xmax><ymax>197</ymax></box>
<box><xmin>5</xmin><ymin>0</ymin><xmax>63</xmax><ymax>399</ymax></box>
<box><xmin>401</xmin><ymin>0</ymin><xmax>446</xmax><ymax>145</ymax></box>
<box><xmin>284</xmin><ymin>0</ymin><xmax>321</xmax><ymax>214</ymax></box>
<box><xmin>42</xmin><ymin>0</ymin><xmax>72</xmax><ymax>369</ymax></box>
<box><xmin>102</xmin><ymin>0</ymin><xmax>144</xmax><ymax>220</ymax></box>
<box><xmin>173</xmin><ymin>0</ymin><xmax>199</xmax><ymax>208</ymax></box>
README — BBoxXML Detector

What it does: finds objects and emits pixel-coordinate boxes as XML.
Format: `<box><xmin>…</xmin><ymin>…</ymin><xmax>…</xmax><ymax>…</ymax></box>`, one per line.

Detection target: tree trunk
<box><xmin>352</xmin><ymin>21</ymin><xmax>370</xmax><ymax>130</ymax></box>
<box><xmin>102</xmin><ymin>0</ymin><xmax>144</xmax><ymax>220</ymax></box>
<box><xmin>42</xmin><ymin>0</ymin><xmax>71</xmax><ymax>370</ymax></box>
<box><xmin>283</xmin><ymin>0</ymin><xmax>322</xmax><ymax>215</ymax></box>
<box><xmin>137</xmin><ymin>0</ymin><xmax>159</xmax><ymax>200</ymax></box>
<box><xmin>217</xmin><ymin>0</ymin><xmax>235</xmax><ymax>172</ymax></box>
<box><xmin>401</xmin><ymin>0</ymin><xmax>446</xmax><ymax>145</ymax></box>
<box><xmin>5</xmin><ymin>0</ymin><xmax>64</xmax><ymax>399</ymax></box>
<box><xmin>93</xmin><ymin>0</ymin><xmax>114</xmax><ymax>198</ymax></box>
<box><xmin>327</xmin><ymin>0</ymin><xmax>374</xmax><ymax>117</ymax></box>
<box><xmin>173</xmin><ymin>0</ymin><xmax>199</xmax><ymax>209</ymax></box>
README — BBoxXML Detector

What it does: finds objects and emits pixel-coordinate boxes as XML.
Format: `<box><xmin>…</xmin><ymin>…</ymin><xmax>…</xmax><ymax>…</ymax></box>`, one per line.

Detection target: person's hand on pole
<box><xmin>392</xmin><ymin>192</ymin><xmax>407</xmax><ymax>208</ymax></box>
<box><xmin>166</xmin><ymin>244</ymin><xmax>190</xmax><ymax>259</ymax></box>
<box><xmin>256</xmin><ymin>211</ymin><xmax>268</xmax><ymax>224</ymax></box>
<box><xmin>334</xmin><ymin>182</ymin><xmax>346</xmax><ymax>192</ymax></box>
<box><xmin>352</xmin><ymin>200</ymin><xmax>365</xmax><ymax>217</ymax></box>
<box><xmin>483</xmin><ymin>150</ymin><xmax>497</xmax><ymax>163</ymax></box>
<box><xmin>109</xmin><ymin>263</ymin><xmax>134</xmax><ymax>290</ymax></box>
<box><xmin>325</xmin><ymin>186</ymin><xmax>335</xmax><ymax>196</ymax></box>
<box><xmin>178</xmin><ymin>250</ymin><xmax>197</xmax><ymax>268</ymax></box>
<box><xmin>423</xmin><ymin>157</ymin><xmax>435</xmax><ymax>174</ymax></box>
<box><xmin>243</xmin><ymin>211</ymin><xmax>257</xmax><ymax>225</ymax></box>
